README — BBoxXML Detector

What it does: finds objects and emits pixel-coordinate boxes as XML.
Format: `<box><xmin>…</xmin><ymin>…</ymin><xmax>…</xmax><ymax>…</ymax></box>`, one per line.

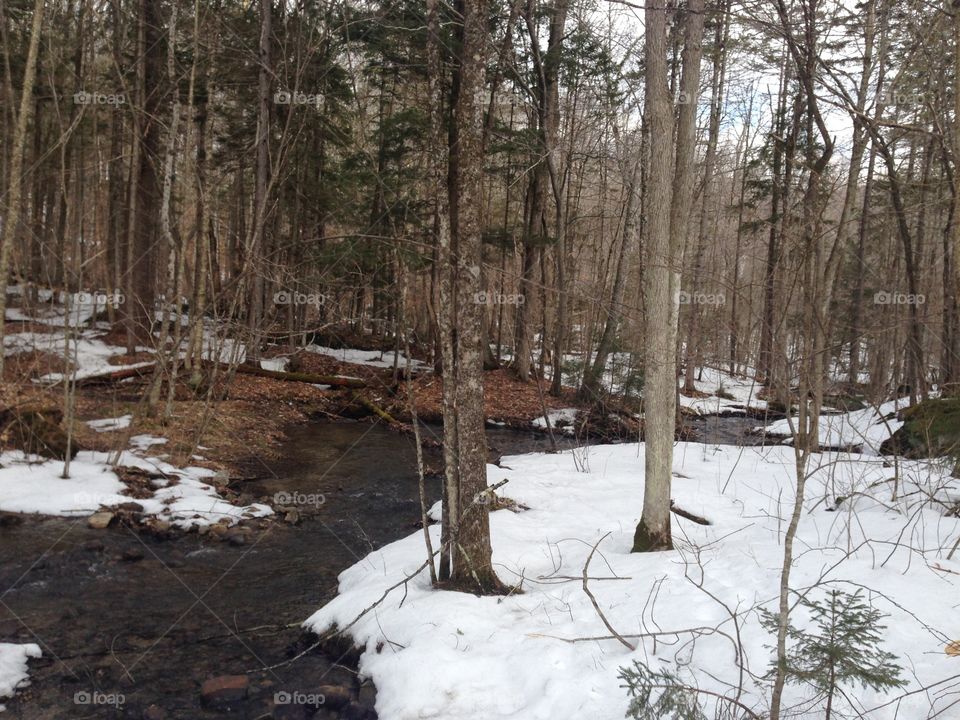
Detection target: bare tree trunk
<box><xmin>759</xmin><ymin>47</ymin><xmax>790</xmax><ymax>387</ymax></box>
<box><xmin>247</xmin><ymin>0</ymin><xmax>272</xmax><ymax>363</ymax></box>
<box><xmin>149</xmin><ymin>0</ymin><xmax>181</xmax><ymax>413</ymax></box>
<box><xmin>443</xmin><ymin>0</ymin><xmax>502</xmax><ymax>593</ymax></box>
<box><xmin>770</xmin><ymin>0</ymin><xmax>836</xmax><ymax>714</ymax></box>
<box><xmin>428</xmin><ymin>0</ymin><xmax>458</xmax><ymax>582</ymax></box>
<box><xmin>0</xmin><ymin>0</ymin><xmax>45</xmax><ymax>372</ymax></box>
<box><xmin>579</xmin><ymin>153</ymin><xmax>640</xmax><ymax>403</ymax></box>
<box><xmin>130</xmin><ymin>0</ymin><xmax>163</xmax><ymax>345</ymax></box>
<box><xmin>683</xmin><ymin>0</ymin><xmax>730</xmax><ymax>393</ymax></box>
<box><xmin>950</xmin><ymin>1</ymin><xmax>960</xmax><ymax>384</ymax></box>
<box><xmin>187</xmin><ymin>9</ymin><xmax>209</xmax><ymax>382</ymax></box>
<box><xmin>634</xmin><ymin>0</ymin><xmax>704</xmax><ymax>553</ymax></box>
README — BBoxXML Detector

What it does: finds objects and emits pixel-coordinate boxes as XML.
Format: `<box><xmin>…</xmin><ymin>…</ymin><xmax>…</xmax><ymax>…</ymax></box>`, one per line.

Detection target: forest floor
<box><xmin>0</xmin><ymin>310</ymin><xmax>627</xmax><ymax>535</ymax></box>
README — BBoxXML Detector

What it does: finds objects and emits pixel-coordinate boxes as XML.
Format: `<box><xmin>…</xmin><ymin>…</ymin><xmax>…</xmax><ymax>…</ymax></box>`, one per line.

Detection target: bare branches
<box><xmin>581</xmin><ymin>532</ymin><xmax>636</xmax><ymax>651</ymax></box>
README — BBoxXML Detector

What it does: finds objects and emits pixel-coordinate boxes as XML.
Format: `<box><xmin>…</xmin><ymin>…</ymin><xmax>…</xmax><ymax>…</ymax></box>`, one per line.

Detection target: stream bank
<box><xmin>0</xmin><ymin>421</ymin><xmax>600</xmax><ymax>719</ymax></box>
<box><xmin>0</xmin><ymin>416</ymin><xmax>766</xmax><ymax>719</ymax></box>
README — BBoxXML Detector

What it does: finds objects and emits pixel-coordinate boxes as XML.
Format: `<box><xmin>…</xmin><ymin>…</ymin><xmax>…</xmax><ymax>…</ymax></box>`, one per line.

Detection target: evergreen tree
<box><xmin>618</xmin><ymin>662</ymin><xmax>706</xmax><ymax>720</ymax></box>
<box><xmin>761</xmin><ymin>588</ymin><xmax>906</xmax><ymax>719</ymax></box>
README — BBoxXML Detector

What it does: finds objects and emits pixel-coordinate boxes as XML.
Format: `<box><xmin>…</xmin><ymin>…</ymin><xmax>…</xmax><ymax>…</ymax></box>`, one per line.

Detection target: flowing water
<box><xmin>0</xmin><ymin>416</ymin><xmax>764</xmax><ymax>719</ymax></box>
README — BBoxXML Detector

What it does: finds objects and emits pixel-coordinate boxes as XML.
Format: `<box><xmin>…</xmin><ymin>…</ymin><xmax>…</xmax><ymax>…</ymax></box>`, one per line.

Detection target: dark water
<box><xmin>0</xmin><ymin>416</ymin><xmax>761</xmax><ymax>719</ymax></box>
<box><xmin>682</xmin><ymin>414</ymin><xmax>767</xmax><ymax>446</ymax></box>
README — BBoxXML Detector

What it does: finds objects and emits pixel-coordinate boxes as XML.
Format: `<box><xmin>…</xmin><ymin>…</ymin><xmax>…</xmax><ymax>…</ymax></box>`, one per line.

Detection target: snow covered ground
<box><xmin>305</xmin><ymin>345</ymin><xmax>426</xmax><ymax>370</ymax></box>
<box><xmin>306</xmin><ymin>442</ymin><xmax>960</xmax><ymax>720</ymax></box>
<box><xmin>85</xmin><ymin>415</ymin><xmax>133</xmax><ymax>433</ymax></box>
<box><xmin>3</xmin><ymin>330</ymin><xmax>153</xmax><ymax>382</ymax></box>
<box><xmin>761</xmin><ymin>399</ymin><xmax>907</xmax><ymax>454</ymax></box>
<box><xmin>532</xmin><ymin>407</ymin><xmax>579</xmax><ymax>434</ymax></box>
<box><xmin>679</xmin><ymin>366</ymin><xmax>768</xmax><ymax>416</ymax></box>
<box><xmin>0</xmin><ymin>444</ymin><xmax>271</xmax><ymax>529</ymax></box>
<box><xmin>5</xmin><ymin>287</ymin><xmax>119</xmax><ymax>328</ymax></box>
<box><xmin>0</xmin><ymin>644</ymin><xmax>40</xmax><ymax>712</ymax></box>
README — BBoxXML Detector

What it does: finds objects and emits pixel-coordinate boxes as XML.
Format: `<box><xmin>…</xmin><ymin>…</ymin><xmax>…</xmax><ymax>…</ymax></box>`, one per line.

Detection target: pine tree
<box><xmin>761</xmin><ymin>589</ymin><xmax>906</xmax><ymax>719</ymax></box>
<box><xmin>618</xmin><ymin>662</ymin><xmax>706</xmax><ymax>720</ymax></box>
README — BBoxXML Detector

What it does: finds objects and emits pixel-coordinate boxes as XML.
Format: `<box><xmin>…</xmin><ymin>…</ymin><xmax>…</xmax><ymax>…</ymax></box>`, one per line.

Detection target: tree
<box><xmin>634</xmin><ymin>0</ymin><xmax>704</xmax><ymax>553</ymax></box>
<box><xmin>246</xmin><ymin>0</ymin><xmax>272</xmax><ymax>362</ymax></box>
<box><xmin>436</xmin><ymin>0</ymin><xmax>503</xmax><ymax>594</ymax></box>
<box><xmin>0</xmin><ymin>0</ymin><xmax>45</xmax><ymax>372</ymax></box>
<box><xmin>514</xmin><ymin>0</ymin><xmax>570</xmax><ymax>383</ymax></box>
<box><xmin>128</xmin><ymin>0</ymin><xmax>164</xmax><ymax>346</ymax></box>
<box><xmin>761</xmin><ymin>589</ymin><xmax>906</xmax><ymax>720</ymax></box>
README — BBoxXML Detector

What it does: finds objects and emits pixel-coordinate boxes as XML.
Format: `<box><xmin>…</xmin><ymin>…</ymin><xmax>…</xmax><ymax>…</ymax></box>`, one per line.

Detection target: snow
<box><xmin>0</xmin><ymin>644</ymin><xmax>40</xmax><ymax>712</ymax></box>
<box><xmin>260</xmin><ymin>357</ymin><xmax>290</xmax><ymax>372</ymax></box>
<box><xmin>305</xmin><ymin>345</ymin><xmax>426</xmax><ymax>370</ymax></box>
<box><xmin>3</xmin><ymin>330</ymin><xmax>152</xmax><ymax>382</ymax></box>
<box><xmin>0</xmin><ymin>447</ymin><xmax>271</xmax><ymax>529</ymax></box>
<box><xmin>761</xmin><ymin>399</ymin><xmax>907</xmax><ymax>454</ymax></box>
<box><xmin>5</xmin><ymin>290</ymin><xmax>121</xmax><ymax>327</ymax></box>
<box><xmin>306</xmin><ymin>442</ymin><xmax>960</xmax><ymax>720</ymax></box>
<box><xmin>679</xmin><ymin>366</ymin><xmax>768</xmax><ymax>415</ymax></box>
<box><xmin>85</xmin><ymin>415</ymin><xmax>133</xmax><ymax>433</ymax></box>
<box><xmin>129</xmin><ymin>434</ymin><xmax>168</xmax><ymax>451</ymax></box>
<box><xmin>532</xmin><ymin>408</ymin><xmax>579</xmax><ymax>434</ymax></box>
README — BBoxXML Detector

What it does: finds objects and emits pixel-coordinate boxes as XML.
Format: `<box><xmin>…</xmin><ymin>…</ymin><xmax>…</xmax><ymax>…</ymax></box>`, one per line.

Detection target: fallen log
<box><xmin>73</xmin><ymin>363</ymin><xmax>156</xmax><ymax>386</ymax></box>
<box><xmin>670</xmin><ymin>500</ymin><xmax>712</xmax><ymax>526</ymax></box>
<box><xmin>232</xmin><ymin>363</ymin><xmax>367</xmax><ymax>388</ymax></box>
<box><xmin>352</xmin><ymin>392</ymin><xmax>403</xmax><ymax>426</ymax></box>
<box><xmin>56</xmin><ymin>359</ymin><xmax>367</xmax><ymax>390</ymax></box>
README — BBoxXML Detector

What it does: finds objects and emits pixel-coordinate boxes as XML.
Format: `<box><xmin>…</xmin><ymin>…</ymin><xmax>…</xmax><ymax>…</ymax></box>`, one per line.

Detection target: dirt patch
<box><xmin>3</xmin><ymin>340</ymin><xmax>622</xmax><ymax>476</ymax></box>
<box><xmin>406</xmin><ymin>368</ymin><xmax>578</xmax><ymax>427</ymax></box>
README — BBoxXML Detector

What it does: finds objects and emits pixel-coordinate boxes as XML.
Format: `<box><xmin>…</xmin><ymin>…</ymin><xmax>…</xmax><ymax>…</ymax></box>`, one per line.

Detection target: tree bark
<box><xmin>247</xmin><ymin>0</ymin><xmax>272</xmax><ymax>362</ymax></box>
<box><xmin>634</xmin><ymin>0</ymin><xmax>704</xmax><ymax>553</ymax></box>
<box><xmin>444</xmin><ymin>0</ymin><xmax>502</xmax><ymax>593</ymax></box>
<box><xmin>0</xmin><ymin>0</ymin><xmax>45</xmax><ymax>373</ymax></box>
<box><xmin>129</xmin><ymin>0</ymin><xmax>163</xmax><ymax>345</ymax></box>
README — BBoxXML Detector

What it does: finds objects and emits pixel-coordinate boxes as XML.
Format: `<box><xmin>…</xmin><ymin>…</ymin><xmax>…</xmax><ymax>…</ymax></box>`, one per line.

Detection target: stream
<box><xmin>0</xmin><ymin>416</ymin><xmax>765</xmax><ymax>719</ymax></box>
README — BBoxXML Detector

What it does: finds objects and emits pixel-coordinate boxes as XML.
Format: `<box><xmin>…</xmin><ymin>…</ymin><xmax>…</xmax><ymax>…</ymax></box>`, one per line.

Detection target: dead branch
<box><xmin>582</xmin><ymin>531</ymin><xmax>636</xmax><ymax>651</ymax></box>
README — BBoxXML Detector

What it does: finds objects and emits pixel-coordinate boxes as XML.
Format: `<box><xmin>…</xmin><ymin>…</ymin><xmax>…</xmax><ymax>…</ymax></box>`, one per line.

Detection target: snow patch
<box><xmin>0</xmin><ymin>643</ymin><xmax>41</xmax><ymax>712</ymax></box>
<box><xmin>305</xmin><ymin>345</ymin><xmax>425</xmax><ymax>370</ymax></box>
<box><xmin>0</xmin><ymin>447</ymin><xmax>271</xmax><ymax>529</ymax></box>
<box><xmin>86</xmin><ymin>415</ymin><xmax>133</xmax><ymax>433</ymax></box>
<box><xmin>307</xmin><ymin>442</ymin><xmax>960</xmax><ymax>720</ymax></box>
<box><xmin>532</xmin><ymin>407</ymin><xmax>579</xmax><ymax>434</ymax></box>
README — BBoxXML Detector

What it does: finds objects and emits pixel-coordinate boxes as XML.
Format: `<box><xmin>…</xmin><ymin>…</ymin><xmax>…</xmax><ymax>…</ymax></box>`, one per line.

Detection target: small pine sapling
<box><xmin>618</xmin><ymin>661</ymin><xmax>706</xmax><ymax>720</ymax></box>
<box><xmin>760</xmin><ymin>588</ymin><xmax>906</xmax><ymax>719</ymax></box>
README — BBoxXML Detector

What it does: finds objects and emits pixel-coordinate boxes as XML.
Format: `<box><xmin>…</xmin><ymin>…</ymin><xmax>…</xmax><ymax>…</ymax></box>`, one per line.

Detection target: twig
<box><xmin>581</xmin><ymin>532</ymin><xmax>636</xmax><ymax>651</ymax></box>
